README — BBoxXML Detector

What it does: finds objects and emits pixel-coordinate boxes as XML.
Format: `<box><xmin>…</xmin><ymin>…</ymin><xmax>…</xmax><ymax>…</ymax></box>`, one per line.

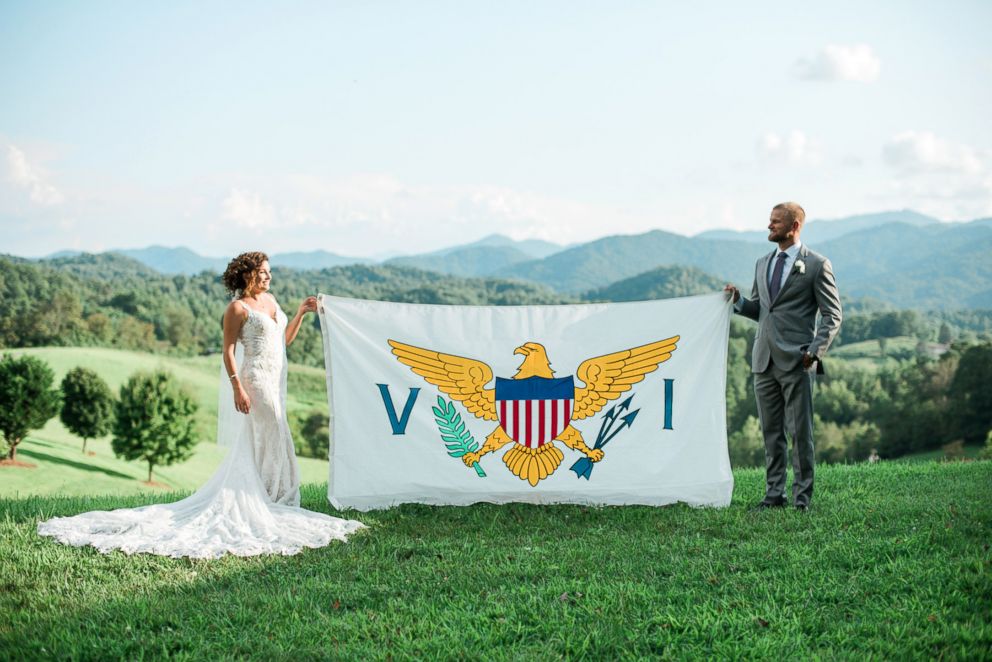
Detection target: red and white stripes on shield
<box><xmin>498</xmin><ymin>398</ymin><xmax>572</xmax><ymax>448</ymax></box>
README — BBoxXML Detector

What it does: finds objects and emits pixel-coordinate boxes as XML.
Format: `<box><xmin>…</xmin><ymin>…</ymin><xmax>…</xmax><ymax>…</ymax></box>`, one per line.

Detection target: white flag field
<box><xmin>317</xmin><ymin>293</ymin><xmax>734</xmax><ymax>511</ymax></box>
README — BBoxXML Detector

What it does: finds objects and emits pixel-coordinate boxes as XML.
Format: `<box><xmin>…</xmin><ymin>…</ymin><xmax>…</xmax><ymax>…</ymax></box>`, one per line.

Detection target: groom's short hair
<box><xmin>773</xmin><ymin>202</ymin><xmax>806</xmax><ymax>227</ymax></box>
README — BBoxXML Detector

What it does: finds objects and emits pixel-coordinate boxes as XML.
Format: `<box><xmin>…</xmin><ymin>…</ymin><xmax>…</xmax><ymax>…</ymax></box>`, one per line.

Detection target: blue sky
<box><xmin>2</xmin><ymin>1</ymin><xmax>990</xmax><ymax>258</ymax></box>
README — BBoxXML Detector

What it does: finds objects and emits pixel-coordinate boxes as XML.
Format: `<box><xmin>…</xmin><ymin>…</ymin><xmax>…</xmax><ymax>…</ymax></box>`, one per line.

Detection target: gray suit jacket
<box><xmin>737</xmin><ymin>244</ymin><xmax>842</xmax><ymax>374</ymax></box>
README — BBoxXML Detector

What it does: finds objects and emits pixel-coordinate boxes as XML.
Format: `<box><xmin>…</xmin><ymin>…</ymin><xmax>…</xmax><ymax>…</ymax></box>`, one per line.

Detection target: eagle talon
<box><xmin>462</xmin><ymin>451</ymin><xmax>482</xmax><ymax>467</ymax></box>
<box><xmin>588</xmin><ymin>448</ymin><xmax>605</xmax><ymax>462</ymax></box>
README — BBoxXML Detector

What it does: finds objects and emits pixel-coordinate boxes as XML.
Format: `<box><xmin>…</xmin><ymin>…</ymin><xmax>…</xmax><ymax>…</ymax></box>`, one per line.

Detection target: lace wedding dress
<box><xmin>37</xmin><ymin>297</ymin><xmax>365</xmax><ymax>558</ymax></box>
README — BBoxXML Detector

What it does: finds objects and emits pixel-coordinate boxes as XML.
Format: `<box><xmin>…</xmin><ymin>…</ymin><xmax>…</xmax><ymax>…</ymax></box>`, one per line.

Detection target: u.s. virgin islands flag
<box><xmin>317</xmin><ymin>292</ymin><xmax>733</xmax><ymax>511</ymax></box>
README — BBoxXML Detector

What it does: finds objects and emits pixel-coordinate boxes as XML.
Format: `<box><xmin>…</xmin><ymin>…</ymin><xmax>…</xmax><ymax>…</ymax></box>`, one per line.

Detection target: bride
<box><xmin>37</xmin><ymin>251</ymin><xmax>365</xmax><ymax>558</ymax></box>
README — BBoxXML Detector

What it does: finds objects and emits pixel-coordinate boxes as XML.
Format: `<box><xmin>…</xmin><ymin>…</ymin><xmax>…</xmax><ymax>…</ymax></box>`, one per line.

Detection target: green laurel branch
<box><xmin>432</xmin><ymin>395</ymin><xmax>486</xmax><ymax>477</ymax></box>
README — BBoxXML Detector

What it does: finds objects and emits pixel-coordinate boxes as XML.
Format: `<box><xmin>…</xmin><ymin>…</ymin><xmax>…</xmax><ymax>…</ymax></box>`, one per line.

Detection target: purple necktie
<box><xmin>769</xmin><ymin>252</ymin><xmax>788</xmax><ymax>301</ymax></box>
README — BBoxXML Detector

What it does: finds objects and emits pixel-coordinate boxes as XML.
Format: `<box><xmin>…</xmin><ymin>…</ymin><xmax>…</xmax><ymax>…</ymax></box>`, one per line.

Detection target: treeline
<box><xmin>725</xmin><ymin>322</ymin><xmax>992</xmax><ymax>465</ymax></box>
<box><xmin>0</xmin><ymin>253</ymin><xmax>572</xmax><ymax>368</ymax></box>
<box><xmin>4</xmin><ymin>252</ymin><xmax>992</xmax><ymax>465</ymax></box>
<box><xmin>837</xmin><ymin>308</ymin><xmax>992</xmax><ymax>346</ymax></box>
<box><xmin>6</xmin><ymin>253</ymin><xmax>990</xmax><ymax>360</ymax></box>
<box><xmin>0</xmin><ymin>356</ymin><xmax>198</xmax><ymax>482</ymax></box>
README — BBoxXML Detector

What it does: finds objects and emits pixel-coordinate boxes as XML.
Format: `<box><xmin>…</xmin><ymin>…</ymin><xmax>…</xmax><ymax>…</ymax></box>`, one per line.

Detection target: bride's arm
<box><xmin>285</xmin><ymin>295</ymin><xmax>318</xmax><ymax>347</ymax></box>
<box><xmin>223</xmin><ymin>302</ymin><xmax>252</xmax><ymax>414</ymax></box>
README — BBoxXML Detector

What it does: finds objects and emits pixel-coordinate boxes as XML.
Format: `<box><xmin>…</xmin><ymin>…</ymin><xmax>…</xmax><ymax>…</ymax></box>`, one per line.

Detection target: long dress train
<box><xmin>37</xmin><ymin>297</ymin><xmax>364</xmax><ymax>558</ymax></box>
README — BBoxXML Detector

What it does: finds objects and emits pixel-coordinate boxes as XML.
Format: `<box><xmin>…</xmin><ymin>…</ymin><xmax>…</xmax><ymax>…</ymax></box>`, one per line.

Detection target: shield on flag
<box><xmin>495</xmin><ymin>376</ymin><xmax>574</xmax><ymax>448</ymax></box>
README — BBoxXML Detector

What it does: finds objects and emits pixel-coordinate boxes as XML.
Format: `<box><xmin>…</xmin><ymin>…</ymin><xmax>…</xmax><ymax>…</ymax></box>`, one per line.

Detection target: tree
<box><xmin>938</xmin><ymin>322</ymin><xmax>953</xmax><ymax>345</ymax></box>
<box><xmin>85</xmin><ymin>312</ymin><xmax>114</xmax><ymax>343</ymax></box>
<box><xmin>162</xmin><ymin>306</ymin><xmax>195</xmax><ymax>347</ymax></box>
<box><xmin>874</xmin><ymin>353</ymin><xmax>959</xmax><ymax>456</ymax></box>
<box><xmin>815</xmin><ymin>380</ymin><xmax>869</xmax><ymax>426</ymax></box>
<box><xmin>0</xmin><ymin>354</ymin><xmax>62</xmax><ymax>461</ymax></box>
<box><xmin>728</xmin><ymin>416</ymin><xmax>764</xmax><ymax>468</ymax></box>
<box><xmin>947</xmin><ymin>343</ymin><xmax>992</xmax><ymax>444</ymax></box>
<box><xmin>60</xmin><ymin>367</ymin><xmax>115</xmax><ymax>453</ymax></box>
<box><xmin>116</xmin><ymin>317</ymin><xmax>156</xmax><ymax>350</ymax></box>
<box><xmin>814</xmin><ymin>417</ymin><xmax>881</xmax><ymax>463</ymax></box>
<box><xmin>979</xmin><ymin>430</ymin><xmax>992</xmax><ymax>461</ymax></box>
<box><xmin>301</xmin><ymin>411</ymin><xmax>330</xmax><ymax>460</ymax></box>
<box><xmin>112</xmin><ymin>371</ymin><xmax>198</xmax><ymax>482</ymax></box>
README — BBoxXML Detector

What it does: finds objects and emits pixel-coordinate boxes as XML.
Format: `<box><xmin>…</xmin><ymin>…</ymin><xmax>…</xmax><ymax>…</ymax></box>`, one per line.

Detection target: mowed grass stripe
<box><xmin>1</xmin><ymin>461</ymin><xmax>989</xmax><ymax>659</ymax></box>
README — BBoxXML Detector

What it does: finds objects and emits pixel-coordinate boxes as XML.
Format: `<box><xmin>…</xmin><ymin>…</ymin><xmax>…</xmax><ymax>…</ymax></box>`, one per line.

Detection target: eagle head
<box><xmin>513</xmin><ymin>342</ymin><xmax>555</xmax><ymax>379</ymax></box>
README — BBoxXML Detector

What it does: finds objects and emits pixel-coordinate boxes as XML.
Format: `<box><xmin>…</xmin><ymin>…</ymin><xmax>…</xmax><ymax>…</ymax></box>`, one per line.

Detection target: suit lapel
<box><xmin>758</xmin><ymin>250</ymin><xmax>774</xmax><ymax>304</ymax></box>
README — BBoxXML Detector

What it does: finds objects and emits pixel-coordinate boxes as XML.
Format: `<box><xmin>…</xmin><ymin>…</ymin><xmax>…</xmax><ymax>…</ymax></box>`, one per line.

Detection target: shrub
<box><xmin>728</xmin><ymin>416</ymin><xmax>764</xmax><ymax>468</ymax></box>
<box><xmin>301</xmin><ymin>411</ymin><xmax>330</xmax><ymax>461</ymax></box>
<box><xmin>60</xmin><ymin>367</ymin><xmax>115</xmax><ymax>453</ymax></box>
<box><xmin>942</xmin><ymin>440</ymin><xmax>965</xmax><ymax>461</ymax></box>
<box><xmin>112</xmin><ymin>371</ymin><xmax>198</xmax><ymax>482</ymax></box>
<box><xmin>0</xmin><ymin>354</ymin><xmax>62</xmax><ymax>461</ymax></box>
<box><xmin>979</xmin><ymin>431</ymin><xmax>992</xmax><ymax>461</ymax></box>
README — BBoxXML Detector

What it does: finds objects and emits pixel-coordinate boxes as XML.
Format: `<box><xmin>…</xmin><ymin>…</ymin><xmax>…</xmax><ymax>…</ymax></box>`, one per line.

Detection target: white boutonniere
<box><xmin>794</xmin><ymin>260</ymin><xmax>806</xmax><ymax>275</ymax></box>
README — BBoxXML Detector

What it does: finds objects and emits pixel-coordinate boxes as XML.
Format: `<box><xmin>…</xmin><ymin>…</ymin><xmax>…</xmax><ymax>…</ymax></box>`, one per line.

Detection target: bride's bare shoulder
<box><xmin>224</xmin><ymin>299</ymin><xmax>249</xmax><ymax>318</ymax></box>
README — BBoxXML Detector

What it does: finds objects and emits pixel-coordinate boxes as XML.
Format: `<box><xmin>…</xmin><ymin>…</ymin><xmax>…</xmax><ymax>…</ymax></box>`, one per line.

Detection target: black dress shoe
<box><xmin>753</xmin><ymin>498</ymin><xmax>787</xmax><ymax>510</ymax></box>
<box><xmin>795</xmin><ymin>503</ymin><xmax>809</xmax><ymax>512</ymax></box>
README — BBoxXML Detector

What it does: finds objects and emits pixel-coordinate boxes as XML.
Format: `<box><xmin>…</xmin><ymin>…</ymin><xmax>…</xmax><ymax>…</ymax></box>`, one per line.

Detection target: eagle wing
<box><xmin>388</xmin><ymin>339</ymin><xmax>498</xmax><ymax>421</ymax></box>
<box><xmin>572</xmin><ymin>335</ymin><xmax>680</xmax><ymax>420</ymax></box>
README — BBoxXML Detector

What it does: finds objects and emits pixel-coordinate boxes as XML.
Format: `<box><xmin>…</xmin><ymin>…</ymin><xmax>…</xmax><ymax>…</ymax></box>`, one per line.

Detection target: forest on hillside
<box><xmin>2</xmin><ymin>252</ymin><xmax>991</xmax><ymax>464</ymax></box>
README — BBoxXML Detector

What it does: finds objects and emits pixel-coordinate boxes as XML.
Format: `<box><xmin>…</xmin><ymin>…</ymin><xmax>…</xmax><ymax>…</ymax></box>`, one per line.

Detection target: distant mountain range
<box><xmin>431</xmin><ymin>234</ymin><xmax>564</xmax><ymax>259</ymax></box>
<box><xmin>44</xmin><ymin>234</ymin><xmax>562</xmax><ymax>277</ymax></box>
<box><xmin>25</xmin><ymin>211</ymin><xmax>992</xmax><ymax>310</ymax></box>
<box><xmin>384</xmin><ymin>234</ymin><xmax>566</xmax><ymax>277</ymax></box>
<box><xmin>495</xmin><ymin>217</ymin><xmax>992</xmax><ymax>310</ymax></box>
<box><xmin>45</xmin><ymin>246</ymin><xmax>373</xmax><ymax>275</ymax></box>
<box><xmin>695</xmin><ymin>210</ymin><xmax>941</xmax><ymax>244</ymax></box>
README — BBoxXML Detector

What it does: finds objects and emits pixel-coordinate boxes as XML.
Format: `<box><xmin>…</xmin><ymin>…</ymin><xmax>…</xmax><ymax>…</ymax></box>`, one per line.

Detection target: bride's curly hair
<box><xmin>222</xmin><ymin>251</ymin><xmax>269</xmax><ymax>296</ymax></box>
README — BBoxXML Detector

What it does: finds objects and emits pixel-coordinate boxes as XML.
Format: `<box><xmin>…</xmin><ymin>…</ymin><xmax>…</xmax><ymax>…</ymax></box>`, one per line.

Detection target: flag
<box><xmin>317</xmin><ymin>292</ymin><xmax>733</xmax><ymax>510</ymax></box>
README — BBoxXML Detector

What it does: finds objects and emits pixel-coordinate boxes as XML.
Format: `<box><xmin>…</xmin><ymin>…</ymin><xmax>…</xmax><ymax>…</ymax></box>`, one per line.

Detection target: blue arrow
<box><xmin>600</xmin><ymin>409</ymin><xmax>639</xmax><ymax>447</ymax></box>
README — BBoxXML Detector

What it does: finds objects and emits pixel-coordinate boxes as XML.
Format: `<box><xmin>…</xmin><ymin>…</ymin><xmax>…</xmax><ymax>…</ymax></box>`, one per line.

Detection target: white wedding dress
<box><xmin>37</xmin><ymin>296</ymin><xmax>365</xmax><ymax>558</ymax></box>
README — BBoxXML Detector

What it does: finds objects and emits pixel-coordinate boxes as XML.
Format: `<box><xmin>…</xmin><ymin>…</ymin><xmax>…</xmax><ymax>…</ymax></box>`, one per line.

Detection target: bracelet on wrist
<box><xmin>229</xmin><ymin>373</ymin><xmax>239</xmax><ymax>381</ymax></box>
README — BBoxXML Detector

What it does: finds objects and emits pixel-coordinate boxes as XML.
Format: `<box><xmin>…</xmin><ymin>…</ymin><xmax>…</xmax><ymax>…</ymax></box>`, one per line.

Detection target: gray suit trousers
<box><xmin>753</xmin><ymin>362</ymin><xmax>815</xmax><ymax>506</ymax></box>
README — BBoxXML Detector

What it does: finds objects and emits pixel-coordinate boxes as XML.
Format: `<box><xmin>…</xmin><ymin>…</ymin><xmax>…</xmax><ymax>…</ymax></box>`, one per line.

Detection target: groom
<box><xmin>725</xmin><ymin>202</ymin><xmax>842</xmax><ymax>511</ymax></box>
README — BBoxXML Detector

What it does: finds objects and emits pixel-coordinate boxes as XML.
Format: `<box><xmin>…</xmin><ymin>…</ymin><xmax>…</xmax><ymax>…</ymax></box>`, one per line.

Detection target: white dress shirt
<box><xmin>768</xmin><ymin>241</ymin><xmax>802</xmax><ymax>292</ymax></box>
<box><xmin>734</xmin><ymin>240</ymin><xmax>803</xmax><ymax>312</ymax></box>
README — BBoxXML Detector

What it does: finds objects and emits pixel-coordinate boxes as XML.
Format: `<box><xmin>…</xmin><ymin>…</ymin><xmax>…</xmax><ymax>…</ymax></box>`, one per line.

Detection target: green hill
<box><xmin>491</xmin><ymin>219</ymin><xmax>992</xmax><ymax>309</ymax></box>
<box><xmin>0</xmin><ymin>347</ymin><xmax>330</xmax><ymax>496</ymax></box>
<box><xmin>387</xmin><ymin>245</ymin><xmax>534</xmax><ymax>277</ymax></box>
<box><xmin>2</xmin><ymin>461</ymin><xmax>988</xmax><ymax>658</ymax></box>
<box><xmin>822</xmin><ymin>221</ymin><xmax>992</xmax><ymax>309</ymax></box>
<box><xmin>583</xmin><ymin>265</ymin><xmax>727</xmax><ymax>302</ymax></box>
<box><xmin>496</xmin><ymin>229</ymin><xmax>759</xmax><ymax>293</ymax></box>
<box><xmin>0</xmin><ymin>256</ymin><xmax>572</xmax><ymax>366</ymax></box>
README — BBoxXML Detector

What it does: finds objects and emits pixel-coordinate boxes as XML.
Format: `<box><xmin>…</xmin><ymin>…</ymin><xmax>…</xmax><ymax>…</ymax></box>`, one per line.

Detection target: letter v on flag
<box><xmin>376</xmin><ymin>384</ymin><xmax>420</xmax><ymax>435</ymax></box>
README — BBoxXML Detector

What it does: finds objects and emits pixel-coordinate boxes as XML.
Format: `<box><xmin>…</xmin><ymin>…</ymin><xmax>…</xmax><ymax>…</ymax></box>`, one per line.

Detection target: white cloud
<box><xmin>883</xmin><ymin>131</ymin><xmax>983</xmax><ymax>174</ymax></box>
<box><xmin>882</xmin><ymin>176</ymin><xmax>992</xmax><ymax>220</ymax></box>
<box><xmin>758</xmin><ymin>130</ymin><xmax>823</xmax><ymax>166</ymax></box>
<box><xmin>201</xmin><ymin>173</ymin><xmax>660</xmax><ymax>256</ymax></box>
<box><xmin>222</xmin><ymin>188</ymin><xmax>276</xmax><ymax>229</ymax></box>
<box><xmin>5</xmin><ymin>144</ymin><xmax>63</xmax><ymax>205</ymax></box>
<box><xmin>796</xmin><ymin>44</ymin><xmax>881</xmax><ymax>82</ymax></box>
<box><xmin>879</xmin><ymin>131</ymin><xmax>991</xmax><ymax>219</ymax></box>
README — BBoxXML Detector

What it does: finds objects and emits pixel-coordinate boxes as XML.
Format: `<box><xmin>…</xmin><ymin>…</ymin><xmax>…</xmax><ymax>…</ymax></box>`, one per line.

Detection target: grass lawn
<box><xmin>1</xmin><ymin>461</ymin><xmax>989</xmax><ymax>659</ymax></box>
